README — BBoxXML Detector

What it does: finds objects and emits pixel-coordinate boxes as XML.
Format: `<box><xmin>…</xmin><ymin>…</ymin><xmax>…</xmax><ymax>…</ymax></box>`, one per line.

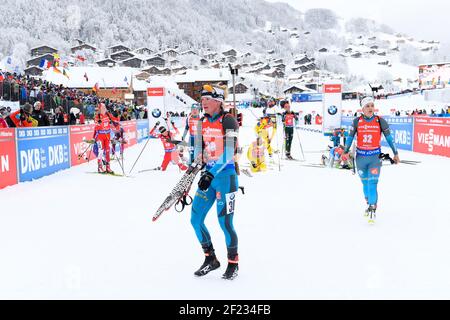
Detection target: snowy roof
<box><xmin>30</xmin><ymin>45</ymin><xmax>58</xmax><ymax>51</ymax></box>
<box><xmin>122</xmin><ymin>56</ymin><xmax>144</xmax><ymax>62</ymax></box>
<box><xmin>26</xmin><ymin>53</ymin><xmax>55</xmax><ymax>62</ymax></box>
<box><xmin>284</xmin><ymin>84</ymin><xmax>315</xmax><ymax>93</ymax></box>
<box><xmin>71</xmin><ymin>43</ymin><xmax>97</xmax><ymax>50</ymax></box>
<box><xmin>108</xmin><ymin>44</ymin><xmax>131</xmax><ymax>50</ymax></box>
<box><xmin>42</xmin><ymin>66</ymin><xmax>140</xmax><ymax>88</ymax></box>
<box><xmin>132</xmin><ymin>78</ymin><xmax>149</xmax><ymax>91</ymax></box>
<box><xmin>173</xmin><ymin>68</ymin><xmax>231</xmax><ymax>83</ymax></box>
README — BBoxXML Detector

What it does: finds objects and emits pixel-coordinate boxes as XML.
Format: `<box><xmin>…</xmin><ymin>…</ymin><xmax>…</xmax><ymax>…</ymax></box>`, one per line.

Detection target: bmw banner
<box><xmin>322</xmin><ymin>83</ymin><xmax>343</xmax><ymax>133</ymax></box>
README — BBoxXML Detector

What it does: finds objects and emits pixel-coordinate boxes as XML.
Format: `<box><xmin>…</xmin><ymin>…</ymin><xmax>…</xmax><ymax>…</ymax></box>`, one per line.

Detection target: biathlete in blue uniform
<box><xmin>190</xmin><ymin>84</ymin><xmax>240</xmax><ymax>280</ymax></box>
<box><xmin>342</xmin><ymin>97</ymin><xmax>400</xmax><ymax>224</ymax></box>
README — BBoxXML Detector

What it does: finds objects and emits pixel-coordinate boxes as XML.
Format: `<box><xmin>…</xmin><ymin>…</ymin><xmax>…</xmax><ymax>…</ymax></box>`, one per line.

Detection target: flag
<box><xmin>84</xmin><ymin>72</ymin><xmax>89</xmax><ymax>82</ymax></box>
<box><xmin>76</xmin><ymin>55</ymin><xmax>86</xmax><ymax>62</ymax></box>
<box><xmin>53</xmin><ymin>67</ymin><xmax>62</xmax><ymax>74</ymax></box>
<box><xmin>124</xmin><ymin>76</ymin><xmax>128</xmax><ymax>84</ymax></box>
<box><xmin>93</xmin><ymin>82</ymin><xmax>99</xmax><ymax>92</ymax></box>
<box><xmin>0</xmin><ymin>74</ymin><xmax>4</xmax><ymax>82</ymax></box>
<box><xmin>6</xmin><ymin>57</ymin><xmax>12</xmax><ymax>64</ymax></box>
<box><xmin>39</xmin><ymin>59</ymin><xmax>51</xmax><ymax>69</ymax></box>
<box><xmin>63</xmin><ymin>69</ymin><xmax>70</xmax><ymax>79</ymax></box>
<box><xmin>112</xmin><ymin>87</ymin><xmax>118</xmax><ymax>94</ymax></box>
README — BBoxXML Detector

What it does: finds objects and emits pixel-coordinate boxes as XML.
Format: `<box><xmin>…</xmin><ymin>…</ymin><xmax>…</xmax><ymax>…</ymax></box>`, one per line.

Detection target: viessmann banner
<box><xmin>16</xmin><ymin>127</ymin><xmax>70</xmax><ymax>182</ymax></box>
<box><xmin>70</xmin><ymin>124</ymin><xmax>96</xmax><ymax>166</ymax></box>
<box><xmin>414</xmin><ymin>116</ymin><xmax>450</xmax><ymax>157</ymax></box>
<box><xmin>0</xmin><ymin>128</ymin><xmax>18</xmax><ymax>189</ymax></box>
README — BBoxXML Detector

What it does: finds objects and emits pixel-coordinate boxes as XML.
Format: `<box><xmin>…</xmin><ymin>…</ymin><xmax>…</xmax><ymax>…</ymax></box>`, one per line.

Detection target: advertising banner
<box><xmin>70</xmin><ymin>124</ymin><xmax>96</xmax><ymax>166</ymax></box>
<box><xmin>121</xmin><ymin>120</ymin><xmax>137</xmax><ymax>148</ymax></box>
<box><xmin>414</xmin><ymin>116</ymin><xmax>450</xmax><ymax>157</ymax></box>
<box><xmin>0</xmin><ymin>128</ymin><xmax>18</xmax><ymax>189</ymax></box>
<box><xmin>17</xmin><ymin>127</ymin><xmax>70</xmax><ymax>182</ymax></box>
<box><xmin>137</xmin><ymin>119</ymin><xmax>150</xmax><ymax>143</ymax></box>
<box><xmin>322</xmin><ymin>83</ymin><xmax>342</xmax><ymax>133</ymax></box>
<box><xmin>381</xmin><ymin>117</ymin><xmax>414</xmax><ymax>151</ymax></box>
<box><xmin>292</xmin><ymin>93</ymin><xmax>323</xmax><ymax>102</ymax></box>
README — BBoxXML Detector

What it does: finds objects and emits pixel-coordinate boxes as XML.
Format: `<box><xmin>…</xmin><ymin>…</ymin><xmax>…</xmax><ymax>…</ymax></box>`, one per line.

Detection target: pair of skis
<box><xmin>379</xmin><ymin>153</ymin><xmax>421</xmax><ymax>165</ymax></box>
<box><xmin>152</xmin><ymin>155</ymin><xmax>205</xmax><ymax>222</ymax></box>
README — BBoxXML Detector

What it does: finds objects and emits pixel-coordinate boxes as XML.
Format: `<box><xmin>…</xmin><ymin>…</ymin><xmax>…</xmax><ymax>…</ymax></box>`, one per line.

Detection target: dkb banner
<box><xmin>16</xmin><ymin>127</ymin><xmax>70</xmax><ymax>182</ymax></box>
<box><xmin>137</xmin><ymin>119</ymin><xmax>150</xmax><ymax>143</ymax></box>
<box><xmin>381</xmin><ymin>116</ymin><xmax>414</xmax><ymax>151</ymax></box>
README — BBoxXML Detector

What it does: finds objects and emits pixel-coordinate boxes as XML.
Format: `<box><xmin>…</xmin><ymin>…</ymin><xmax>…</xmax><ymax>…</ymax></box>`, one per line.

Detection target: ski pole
<box><xmin>115</xmin><ymin>151</ymin><xmax>125</xmax><ymax>175</ymax></box>
<box><xmin>275</xmin><ymin>114</ymin><xmax>281</xmax><ymax>171</ymax></box>
<box><xmin>86</xmin><ymin>143</ymin><xmax>94</xmax><ymax>163</ymax></box>
<box><xmin>77</xmin><ymin>143</ymin><xmax>93</xmax><ymax>160</ymax></box>
<box><xmin>128</xmin><ymin>136</ymin><xmax>151</xmax><ymax>175</ymax></box>
<box><xmin>295</xmin><ymin>127</ymin><xmax>305</xmax><ymax>161</ymax></box>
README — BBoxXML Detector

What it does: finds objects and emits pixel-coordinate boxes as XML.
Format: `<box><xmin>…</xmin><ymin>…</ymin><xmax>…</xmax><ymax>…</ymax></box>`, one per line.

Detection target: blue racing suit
<box><xmin>344</xmin><ymin>115</ymin><xmax>398</xmax><ymax>206</ymax></box>
<box><xmin>190</xmin><ymin>111</ymin><xmax>239</xmax><ymax>260</ymax></box>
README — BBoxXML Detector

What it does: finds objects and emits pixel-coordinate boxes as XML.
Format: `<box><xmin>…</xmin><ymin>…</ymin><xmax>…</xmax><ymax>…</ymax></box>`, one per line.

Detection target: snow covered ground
<box><xmin>0</xmin><ymin>111</ymin><xmax>449</xmax><ymax>299</ymax></box>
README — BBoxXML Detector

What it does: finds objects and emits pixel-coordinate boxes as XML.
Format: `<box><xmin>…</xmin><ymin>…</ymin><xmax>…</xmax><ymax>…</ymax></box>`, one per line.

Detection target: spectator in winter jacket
<box><xmin>69</xmin><ymin>111</ymin><xmax>77</xmax><ymax>125</ymax></box>
<box><xmin>0</xmin><ymin>107</ymin><xmax>8</xmax><ymax>128</ymax></box>
<box><xmin>53</xmin><ymin>107</ymin><xmax>66</xmax><ymax>126</ymax></box>
<box><xmin>31</xmin><ymin>102</ymin><xmax>50</xmax><ymax>127</ymax></box>
<box><xmin>5</xmin><ymin>103</ymin><xmax>36</xmax><ymax>127</ymax></box>
<box><xmin>79</xmin><ymin>112</ymin><xmax>85</xmax><ymax>125</ymax></box>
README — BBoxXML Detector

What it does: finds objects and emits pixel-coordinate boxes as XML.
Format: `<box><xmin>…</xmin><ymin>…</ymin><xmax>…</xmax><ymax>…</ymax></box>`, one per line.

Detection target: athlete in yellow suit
<box><xmin>247</xmin><ymin>137</ymin><xmax>267</xmax><ymax>173</ymax></box>
<box><xmin>254</xmin><ymin>116</ymin><xmax>276</xmax><ymax>158</ymax></box>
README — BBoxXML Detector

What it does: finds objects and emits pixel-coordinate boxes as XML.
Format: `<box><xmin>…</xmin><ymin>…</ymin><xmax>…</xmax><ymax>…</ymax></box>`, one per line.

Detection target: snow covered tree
<box><xmin>304</xmin><ymin>9</ymin><xmax>338</xmax><ymax>30</ymax></box>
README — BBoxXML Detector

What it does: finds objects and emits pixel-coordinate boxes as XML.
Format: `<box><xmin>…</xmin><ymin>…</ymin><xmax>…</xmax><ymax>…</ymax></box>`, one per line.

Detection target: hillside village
<box><xmin>0</xmin><ymin>9</ymin><xmax>445</xmax><ymax>108</ymax></box>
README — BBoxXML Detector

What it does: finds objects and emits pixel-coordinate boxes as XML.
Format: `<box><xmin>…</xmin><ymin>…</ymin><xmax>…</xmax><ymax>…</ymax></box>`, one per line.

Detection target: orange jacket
<box><xmin>6</xmin><ymin>110</ymin><xmax>34</xmax><ymax>127</ymax></box>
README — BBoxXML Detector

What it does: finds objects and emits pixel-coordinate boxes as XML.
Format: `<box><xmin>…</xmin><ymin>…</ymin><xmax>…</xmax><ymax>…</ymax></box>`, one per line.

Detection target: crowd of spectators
<box><xmin>0</xmin><ymin>70</ymin><xmax>148</xmax><ymax>128</ymax></box>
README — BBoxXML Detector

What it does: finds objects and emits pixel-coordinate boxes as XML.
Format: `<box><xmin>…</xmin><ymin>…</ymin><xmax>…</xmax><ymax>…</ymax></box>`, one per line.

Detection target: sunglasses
<box><xmin>201</xmin><ymin>85</ymin><xmax>224</xmax><ymax>99</ymax></box>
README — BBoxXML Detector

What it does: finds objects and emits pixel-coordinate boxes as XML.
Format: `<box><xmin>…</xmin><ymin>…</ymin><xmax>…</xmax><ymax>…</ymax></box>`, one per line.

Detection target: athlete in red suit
<box><xmin>150</xmin><ymin>120</ymin><xmax>187</xmax><ymax>171</ymax></box>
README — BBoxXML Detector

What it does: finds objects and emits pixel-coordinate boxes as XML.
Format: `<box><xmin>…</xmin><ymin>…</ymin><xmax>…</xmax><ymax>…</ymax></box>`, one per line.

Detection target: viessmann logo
<box><xmin>203</xmin><ymin>127</ymin><xmax>222</xmax><ymax>136</ymax></box>
<box><xmin>324</xmin><ymin>84</ymin><xmax>342</xmax><ymax>93</ymax></box>
<box><xmin>418</xmin><ymin>129</ymin><xmax>450</xmax><ymax>152</ymax></box>
<box><xmin>359</xmin><ymin>124</ymin><xmax>379</xmax><ymax>130</ymax></box>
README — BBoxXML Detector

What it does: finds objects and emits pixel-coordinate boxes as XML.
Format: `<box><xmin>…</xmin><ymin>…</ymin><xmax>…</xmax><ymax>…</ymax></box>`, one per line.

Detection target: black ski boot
<box><xmin>366</xmin><ymin>205</ymin><xmax>377</xmax><ymax>224</ymax></box>
<box><xmin>286</xmin><ymin>153</ymin><xmax>294</xmax><ymax>160</ymax></box>
<box><xmin>222</xmin><ymin>255</ymin><xmax>239</xmax><ymax>280</ymax></box>
<box><xmin>194</xmin><ymin>249</ymin><xmax>220</xmax><ymax>277</ymax></box>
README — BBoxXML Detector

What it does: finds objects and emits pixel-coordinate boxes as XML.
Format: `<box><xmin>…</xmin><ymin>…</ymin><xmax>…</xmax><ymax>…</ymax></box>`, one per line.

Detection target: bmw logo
<box><xmin>152</xmin><ymin>108</ymin><xmax>162</xmax><ymax>118</ymax></box>
<box><xmin>328</xmin><ymin>105</ymin><xmax>338</xmax><ymax>115</ymax></box>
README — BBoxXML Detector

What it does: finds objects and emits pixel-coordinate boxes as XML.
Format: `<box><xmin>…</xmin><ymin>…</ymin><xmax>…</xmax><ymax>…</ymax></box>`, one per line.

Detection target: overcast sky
<box><xmin>265</xmin><ymin>0</ymin><xmax>448</xmax><ymax>44</ymax></box>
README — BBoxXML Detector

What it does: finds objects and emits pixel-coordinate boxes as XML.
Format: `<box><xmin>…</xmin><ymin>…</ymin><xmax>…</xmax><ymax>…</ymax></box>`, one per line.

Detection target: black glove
<box><xmin>198</xmin><ymin>171</ymin><xmax>214</xmax><ymax>191</ymax></box>
<box><xmin>171</xmin><ymin>121</ymin><xmax>175</xmax><ymax>126</ymax></box>
<box><xmin>251</xmin><ymin>162</ymin><xmax>257</xmax><ymax>169</ymax></box>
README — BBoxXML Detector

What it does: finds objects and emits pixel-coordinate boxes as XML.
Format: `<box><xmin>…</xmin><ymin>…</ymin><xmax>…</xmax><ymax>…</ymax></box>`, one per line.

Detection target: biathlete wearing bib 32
<box><xmin>343</xmin><ymin>97</ymin><xmax>399</xmax><ymax>217</ymax></box>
